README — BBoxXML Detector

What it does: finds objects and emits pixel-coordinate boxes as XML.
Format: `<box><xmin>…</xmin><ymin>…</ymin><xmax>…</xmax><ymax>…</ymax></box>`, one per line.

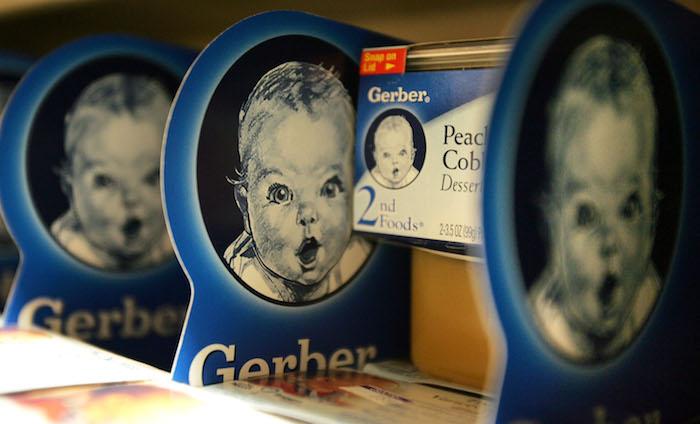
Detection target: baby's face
<box><xmin>69</xmin><ymin>114</ymin><xmax>166</xmax><ymax>264</ymax></box>
<box><xmin>243</xmin><ymin>110</ymin><xmax>352</xmax><ymax>286</ymax></box>
<box><xmin>373</xmin><ymin>129</ymin><xmax>414</xmax><ymax>184</ymax></box>
<box><xmin>553</xmin><ymin>105</ymin><xmax>654</xmax><ymax>338</ymax></box>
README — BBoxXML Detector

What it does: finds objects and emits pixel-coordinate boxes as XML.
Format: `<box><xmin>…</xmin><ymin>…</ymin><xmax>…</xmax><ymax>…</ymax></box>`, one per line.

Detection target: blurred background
<box><xmin>0</xmin><ymin>0</ymin><xmax>693</xmax><ymax>62</ymax></box>
<box><xmin>0</xmin><ymin>0</ymin><xmax>694</xmax><ymax>56</ymax></box>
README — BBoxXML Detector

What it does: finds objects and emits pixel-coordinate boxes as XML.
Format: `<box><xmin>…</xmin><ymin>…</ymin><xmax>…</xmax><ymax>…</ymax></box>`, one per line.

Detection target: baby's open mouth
<box><xmin>598</xmin><ymin>273</ymin><xmax>618</xmax><ymax>310</ymax></box>
<box><xmin>296</xmin><ymin>237</ymin><xmax>320</xmax><ymax>268</ymax></box>
<box><xmin>392</xmin><ymin>167</ymin><xmax>400</xmax><ymax>178</ymax></box>
<box><xmin>122</xmin><ymin>218</ymin><xmax>142</xmax><ymax>240</ymax></box>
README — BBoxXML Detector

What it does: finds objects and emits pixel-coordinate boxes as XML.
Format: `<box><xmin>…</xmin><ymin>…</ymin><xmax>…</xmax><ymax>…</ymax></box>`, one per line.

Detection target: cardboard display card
<box><xmin>0</xmin><ymin>51</ymin><xmax>33</xmax><ymax>313</ymax></box>
<box><xmin>164</xmin><ymin>12</ymin><xmax>411</xmax><ymax>386</ymax></box>
<box><xmin>483</xmin><ymin>0</ymin><xmax>700</xmax><ymax>421</ymax></box>
<box><xmin>208</xmin><ymin>368</ymin><xmax>491</xmax><ymax>423</ymax></box>
<box><xmin>0</xmin><ymin>36</ymin><xmax>194</xmax><ymax>369</ymax></box>
<box><xmin>5</xmin><ymin>381</ymin><xmax>287</xmax><ymax>423</ymax></box>
<box><xmin>0</xmin><ymin>327</ymin><xmax>166</xmax><ymax>395</ymax></box>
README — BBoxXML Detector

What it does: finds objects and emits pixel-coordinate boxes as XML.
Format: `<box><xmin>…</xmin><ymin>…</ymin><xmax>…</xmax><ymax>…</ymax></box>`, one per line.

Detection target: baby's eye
<box><xmin>383</xmin><ymin>152</ymin><xmax>391</xmax><ymax>159</ymax></box>
<box><xmin>144</xmin><ymin>169</ymin><xmax>159</xmax><ymax>187</ymax></box>
<box><xmin>93</xmin><ymin>173</ymin><xmax>115</xmax><ymax>189</ymax></box>
<box><xmin>267</xmin><ymin>183</ymin><xmax>292</xmax><ymax>205</ymax></box>
<box><xmin>620</xmin><ymin>191</ymin><xmax>642</xmax><ymax>220</ymax></box>
<box><xmin>576</xmin><ymin>202</ymin><xmax>597</xmax><ymax>228</ymax></box>
<box><xmin>399</xmin><ymin>149</ymin><xmax>407</xmax><ymax>157</ymax></box>
<box><xmin>321</xmin><ymin>176</ymin><xmax>344</xmax><ymax>199</ymax></box>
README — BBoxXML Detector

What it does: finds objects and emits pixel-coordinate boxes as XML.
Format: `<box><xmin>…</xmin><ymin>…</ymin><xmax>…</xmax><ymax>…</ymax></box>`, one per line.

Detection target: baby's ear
<box><xmin>233</xmin><ymin>183</ymin><xmax>251</xmax><ymax>234</ymax></box>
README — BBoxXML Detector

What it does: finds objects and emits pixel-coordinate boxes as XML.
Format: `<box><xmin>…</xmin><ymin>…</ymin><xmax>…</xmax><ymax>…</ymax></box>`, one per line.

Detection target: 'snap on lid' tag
<box><xmin>360</xmin><ymin>47</ymin><xmax>408</xmax><ymax>76</ymax></box>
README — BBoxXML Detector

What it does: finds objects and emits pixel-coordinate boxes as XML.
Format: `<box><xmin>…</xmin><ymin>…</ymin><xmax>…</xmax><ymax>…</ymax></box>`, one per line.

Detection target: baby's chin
<box><xmin>266</xmin><ymin>257</ymin><xmax>333</xmax><ymax>286</ymax></box>
<box><xmin>574</xmin><ymin>295</ymin><xmax>629</xmax><ymax>336</ymax></box>
<box><xmin>291</xmin><ymin>260</ymin><xmax>333</xmax><ymax>286</ymax></box>
<box><xmin>105</xmin><ymin>245</ymin><xmax>149</xmax><ymax>262</ymax></box>
<box><xmin>294</xmin><ymin>273</ymin><xmax>326</xmax><ymax>286</ymax></box>
<box><xmin>104</xmin><ymin>234</ymin><xmax>158</xmax><ymax>260</ymax></box>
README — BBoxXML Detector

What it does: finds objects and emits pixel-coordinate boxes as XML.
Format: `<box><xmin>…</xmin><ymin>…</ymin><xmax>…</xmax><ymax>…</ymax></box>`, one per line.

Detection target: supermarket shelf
<box><xmin>0</xmin><ymin>0</ymin><xmax>530</xmax><ymax>55</ymax></box>
<box><xmin>0</xmin><ymin>1</ymin><xmax>698</xmax><ymax>57</ymax></box>
<box><xmin>0</xmin><ymin>0</ymin><xmax>83</xmax><ymax>16</ymax></box>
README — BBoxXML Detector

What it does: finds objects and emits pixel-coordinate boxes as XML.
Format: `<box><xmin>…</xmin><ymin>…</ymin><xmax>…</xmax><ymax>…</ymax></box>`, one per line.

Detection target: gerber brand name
<box><xmin>188</xmin><ymin>338</ymin><xmax>378</xmax><ymax>386</ymax></box>
<box><xmin>368</xmin><ymin>86</ymin><xmax>430</xmax><ymax>104</ymax></box>
<box><xmin>17</xmin><ymin>296</ymin><xmax>185</xmax><ymax>341</ymax></box>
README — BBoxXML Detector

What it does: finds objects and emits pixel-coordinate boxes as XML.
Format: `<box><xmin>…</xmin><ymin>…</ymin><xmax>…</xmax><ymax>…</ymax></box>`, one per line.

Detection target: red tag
<box><xmin>359</xmin><ymin>47</ymin><xmax>407</xmax><ymax>76</ymax></box>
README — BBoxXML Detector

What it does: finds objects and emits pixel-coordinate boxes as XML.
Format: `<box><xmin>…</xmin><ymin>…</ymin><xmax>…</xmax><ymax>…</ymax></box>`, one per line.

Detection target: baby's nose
<box><xmin>297</xmin><ymin>203</ymin><xmax>318</xmax><ymax>226</ymax></box>
<box><xmin>599</xmin><ymin>225</ymin><xmax>620</xmax><ymax>258</ymax></box>
<box><xmin>121</xmin><ymin>187</ymin><xmax>140</xmax><ymax>207</ymax></box>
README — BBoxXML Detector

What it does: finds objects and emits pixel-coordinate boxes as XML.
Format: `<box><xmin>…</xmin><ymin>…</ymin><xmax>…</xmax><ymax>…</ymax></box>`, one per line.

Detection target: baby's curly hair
<box><xmin>541</xmin><ymin>35</ymin><xmax>661</xmax><ymax>258</ymax></box>
<box><xmin>63</xmin><ymin>73</ymin><xmax>171</xmax><ymax>163</ymax></box>
<box><xmin>546</xmin><ymin>35</ymin><xmax>656</xmax><ymax>178</ymax></box>
<box><xmin>374</xmin><ymin>115</ymin><xmax>413</xmax><ymax>150</ymax></box>
<box><xmin>235</xmin><ymin>61</ymin><xmax>354</xmax><ymax>182</ymax></box>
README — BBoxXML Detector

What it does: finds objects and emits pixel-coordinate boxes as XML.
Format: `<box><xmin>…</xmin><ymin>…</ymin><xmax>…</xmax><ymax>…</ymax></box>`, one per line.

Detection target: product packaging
<box><xmin>353</xmin><ymin>40</ymin><xmax>508</xmax><ymax>391</ymax></box>
<box><xmin>354</xmin><ymin>39</ymin><xmax>507</xmax><ymax>259</ymax></box>
<box><xmin>484</xmin><ymin>0</ymin><xmax>700</xmax><ymax>421</ymax></box>
<box><xmin>163</xmin><ymin>12</ymin><xmax>411</xmax><ymax>386</ymax></box>
<box><xmin>208</xmin><ymin>364</ymin><xmax>492</xmax><ymax>423</ymax></box>
<box><xmin>4</xmin><ymin>379</ymin><xmax>284</xmax><ymax>424</ymax></box>
<box><xmin>0</xmin><ymin>36</ymin><xmax>194</xmax><ymax>369</ymax></box>
<box><xmin>353</xmin><ymin>0</ymin><xmax>700</xmax><ymax>421</ymax></box>
<box><xmin>0</xmin><ymin>51</ymin><xmax>33</xmax><ymax>314</ymax></box>
<box><xmin>0</xmin><ymin>327</ymin><xmax>165</xmax><ymax>395</ymax></box>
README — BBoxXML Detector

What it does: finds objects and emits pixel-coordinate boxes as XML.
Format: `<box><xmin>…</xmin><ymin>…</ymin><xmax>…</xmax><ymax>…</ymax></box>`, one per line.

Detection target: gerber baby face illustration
<box><xmin>235</xmin><ymin>62</ymin><xmax>354</xmax><ymax>287</ymax></box>
<box><xmin>372</xmin><ymin>115</ymin><xmax>416</xmax><ymax>187</ymax></box>
<box><xmin>542</xmin><ymin>36</ymin><xmax>658</xmax><ymax>347</ymax></box>
<box><xmin>58</xmin><ymin>74</ymin><xmax>172</xmax><ymax>270</ymax></box>
<box><xmin>552</xmin><ymin>103</ymin><xmax>655</xmax><ymax>339</ymax></box>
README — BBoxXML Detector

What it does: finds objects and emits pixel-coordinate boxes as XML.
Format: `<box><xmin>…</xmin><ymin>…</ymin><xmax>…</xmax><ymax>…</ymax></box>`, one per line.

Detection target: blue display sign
<box><xmin>484</xmin><ymin>0</ymin><xmax>700</xmax><ymax>421</ymax></box>
<box><xmin>0</xmin><ymin>35</ymin><xmax>194</xmax><ymax>370</ymax></box>
<box><xmin>0</xmin><ymin>50</ymin><xmax>32</xmax><ymax>313</ymax></box>
<box><xmin>164</xmin><ymin>12</ymin><xmax>411</xmax><ymax>385</ymax></box>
